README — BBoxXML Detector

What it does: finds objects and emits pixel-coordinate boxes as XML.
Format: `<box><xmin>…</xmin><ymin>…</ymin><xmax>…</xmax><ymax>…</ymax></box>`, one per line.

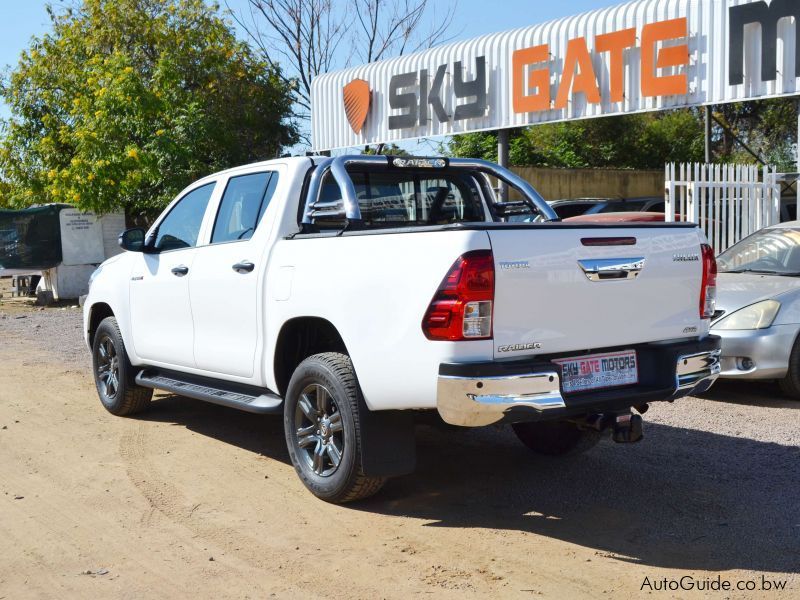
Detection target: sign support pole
<box><xmin>497</xmin><ymin>129</ymin><xmax>509</xmax><ymax>201</ymax></box>
<box><xmin>797</xmin><ymin>98</ymin><xmax>800</xmax><ymax>208</ymax></box>
<box><xmin>705</xmin><ymin>105</ymin><xmax>712</xmax><ymax>164</ymax></box>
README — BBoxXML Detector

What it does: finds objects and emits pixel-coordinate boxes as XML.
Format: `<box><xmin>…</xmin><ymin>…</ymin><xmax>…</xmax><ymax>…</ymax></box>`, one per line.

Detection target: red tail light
<box><xmin>700</xmin><ymin>244</ymin><xmax>717</xmax><ymax>319</ymax></box>
<box><xmin>422</xmin><ymin>250</ymin><xmax>495</xmax><ymax>341</ymax></box>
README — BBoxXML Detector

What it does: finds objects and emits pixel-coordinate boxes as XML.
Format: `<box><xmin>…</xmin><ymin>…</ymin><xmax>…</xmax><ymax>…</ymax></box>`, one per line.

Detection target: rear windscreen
<box><xmin>315</xmin><ymin>169</ymin><xmax>486</xmax><ymax>229</ymax></box>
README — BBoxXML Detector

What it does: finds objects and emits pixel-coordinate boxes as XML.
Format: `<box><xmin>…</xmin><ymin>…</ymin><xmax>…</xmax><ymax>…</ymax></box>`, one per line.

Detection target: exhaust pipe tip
<box><xmin>612</xmin><ymin>413</ymin><xmax>643</xmax><ymax>443</ymax></box>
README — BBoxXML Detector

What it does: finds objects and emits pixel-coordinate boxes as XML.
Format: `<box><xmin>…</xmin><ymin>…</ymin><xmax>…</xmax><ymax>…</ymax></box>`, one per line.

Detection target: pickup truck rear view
<box><xmin>83</xmin><ymin>155</ymin><xmax>721</xmax><ymax>503</ymax></box>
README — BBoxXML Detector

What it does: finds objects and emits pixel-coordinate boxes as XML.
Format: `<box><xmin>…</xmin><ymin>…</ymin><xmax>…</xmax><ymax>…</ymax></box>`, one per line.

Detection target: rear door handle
<box><xmin>232</xmin><ymin>261</ymin><xmax>255</xmax><ymax>274</ymax></box>
<box><xmin>171</xmin><ymin>265</ymin><xmax>189</xmax><ymax>277</ymax></box>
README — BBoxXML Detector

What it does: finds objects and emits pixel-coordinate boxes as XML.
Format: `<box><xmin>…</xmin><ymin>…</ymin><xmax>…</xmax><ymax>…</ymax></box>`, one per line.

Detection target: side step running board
<box><xmin>135</xmin><ymin>370</ymin><xmax>283</xmax><ymax>414</ymax></box>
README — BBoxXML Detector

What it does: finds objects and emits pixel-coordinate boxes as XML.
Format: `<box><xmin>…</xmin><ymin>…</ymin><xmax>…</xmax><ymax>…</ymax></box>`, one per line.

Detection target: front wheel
<box><xmin>92</xmin><ymin>316</ymin><xmax>152</xmax><ymax>416</ymax></box>
<box><xmin>284</xmin><ymin>352</ymin><xmax>385</xmax><ymax>503</ymax></box>
<box><xmin>512</xmin><ymin>420</ymin><xmax>601</xmax><ymax>456</ymax></box>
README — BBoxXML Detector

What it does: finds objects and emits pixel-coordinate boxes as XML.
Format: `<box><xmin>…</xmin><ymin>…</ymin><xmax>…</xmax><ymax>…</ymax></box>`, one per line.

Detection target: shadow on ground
<box><xmin>703</xmin><ymin>379</ymin><xmax>800</xmax><ymax>409</ymax></box>
<box><xmin>138</xmin><ymin>392</ymin><xmax>800</xmax><ymax>575</ymax></box>
<box><xmin>140</xmin><ymin>392</ymin><xmax>289</xmax><ymax>462</ymax></box>
<box><xmin>373</xmin><ymin>421</ymin><xmax>800</xmax><ymax>575</ymax></box>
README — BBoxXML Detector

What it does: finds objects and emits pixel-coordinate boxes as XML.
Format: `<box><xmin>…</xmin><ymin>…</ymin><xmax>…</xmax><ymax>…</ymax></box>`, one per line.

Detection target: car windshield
<box><xmin>717</xmin><ymin>228</ymin><xmax>800</xmax><ymax>275</ymax></box>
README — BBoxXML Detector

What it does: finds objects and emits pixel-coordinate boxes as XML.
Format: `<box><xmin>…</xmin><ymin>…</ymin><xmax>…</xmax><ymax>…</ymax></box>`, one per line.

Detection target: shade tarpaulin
<box><xmin>0</xmin><ymin>204</ymin><xmax>69</xmax><ymax>271</ymax></box>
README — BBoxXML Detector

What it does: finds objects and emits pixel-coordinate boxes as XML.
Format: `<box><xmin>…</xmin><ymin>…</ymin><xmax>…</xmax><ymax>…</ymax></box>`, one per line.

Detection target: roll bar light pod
<box><xmin>301</xmin><ymin>155</ymin><xmax>558</xmax><ymax>225</ymax></box>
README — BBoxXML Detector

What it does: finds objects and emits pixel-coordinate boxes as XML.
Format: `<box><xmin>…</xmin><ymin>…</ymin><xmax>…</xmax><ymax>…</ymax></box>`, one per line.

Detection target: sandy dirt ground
<box><xmin>0</xmin><ymin>287</ymin><xmax>798</xmax><ymax>599</ymax></box>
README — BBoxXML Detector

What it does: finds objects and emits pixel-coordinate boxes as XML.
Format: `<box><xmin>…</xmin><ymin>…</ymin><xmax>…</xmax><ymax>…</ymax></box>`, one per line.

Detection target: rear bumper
<box><xmin>437</xmin><ymin>336</ymin><xmax>721</xmax><ymax>427</ymax></box>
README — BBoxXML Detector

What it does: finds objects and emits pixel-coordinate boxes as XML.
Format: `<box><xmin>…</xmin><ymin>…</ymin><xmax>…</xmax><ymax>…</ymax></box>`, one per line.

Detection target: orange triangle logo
<box><xmin>343</xmin><ymin>79</ymin><xmax>371</xmax><ymax>134</ymax></box>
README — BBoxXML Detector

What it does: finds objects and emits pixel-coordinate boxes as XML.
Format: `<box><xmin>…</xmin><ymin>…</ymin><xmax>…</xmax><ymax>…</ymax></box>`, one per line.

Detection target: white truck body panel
<box><xmin>488</xmin><ymin>227</ymin><xmax>709</xmax><ymax>360</ymax></box>
<box><xmin>266</xmin><ymin>230</ymin><xmax>495</xmax><ymax>410</ymax></box>
<box><xmin>129</xmin><ymin>248</ymin><xmax>197</xmax><ymax>368</ymax></box>
<box><xmin>188</xmin><ymin>163</ymin><xmax>287</xmax><ymax>377</ymax></box>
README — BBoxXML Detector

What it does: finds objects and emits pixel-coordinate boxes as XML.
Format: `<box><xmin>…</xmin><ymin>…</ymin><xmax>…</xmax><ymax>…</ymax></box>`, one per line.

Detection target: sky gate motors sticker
<box><xmin>553</xmin><ymin>350</ymin><xmax>639</xmax><ymax>394</ymax></box>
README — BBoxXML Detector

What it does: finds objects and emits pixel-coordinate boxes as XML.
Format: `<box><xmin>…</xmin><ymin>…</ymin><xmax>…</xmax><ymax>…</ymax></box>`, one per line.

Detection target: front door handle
<box><xmin>171</xmin><ymin>265</ymin><xmax>189</xmax><ymax>277</ymax></box>
<box><xmin>232</xmin><ymin>261</ymin><xmax>255</xmax><ymax>274</ymax></box>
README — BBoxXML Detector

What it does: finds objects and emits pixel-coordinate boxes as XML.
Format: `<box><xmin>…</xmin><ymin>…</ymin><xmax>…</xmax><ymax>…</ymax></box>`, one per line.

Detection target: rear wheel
<box><xmin>512</xmin><ymin>420</ymin><xmax>601</xmax><ymax>456</ymax></box>
<box><xmin>778</xmin><ymin>337</ymin><xmax>800</xmax><ymax>400</ymax></box>
<box><xmin>284</xmin><ymin>352</ymin><xmax>385</xmax><ymax>503</ymax></box>
<box><xmin>92</xmin><ymin>316</ymin><xmax>152</xmax><ymax>416</ymax></box>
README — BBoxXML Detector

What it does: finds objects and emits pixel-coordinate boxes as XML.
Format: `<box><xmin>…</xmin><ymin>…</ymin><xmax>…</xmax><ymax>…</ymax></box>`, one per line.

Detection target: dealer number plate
<box><xmin>553</xmin><ymin>350</ymin><xmax>638</xmax><ymax>394</ymax></box>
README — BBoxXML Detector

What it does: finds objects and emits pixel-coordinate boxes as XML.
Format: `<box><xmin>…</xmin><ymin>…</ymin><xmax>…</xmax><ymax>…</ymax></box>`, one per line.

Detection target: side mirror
<box><xmin>118</xmin><ymin>228</ymin><xmax>146</xmax><ymax>252</ymax></box>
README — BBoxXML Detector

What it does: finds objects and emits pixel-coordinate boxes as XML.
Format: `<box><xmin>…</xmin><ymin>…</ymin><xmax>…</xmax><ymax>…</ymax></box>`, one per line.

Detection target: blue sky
<box><xmin>0</xmin><ymin>0</ymin><xmax>625</xmax><ymax>86</ymax></box>
<box><xmin>0</xmin><ymin>0</ymin><xmax>624</xmax><ymax>142</ymax></box>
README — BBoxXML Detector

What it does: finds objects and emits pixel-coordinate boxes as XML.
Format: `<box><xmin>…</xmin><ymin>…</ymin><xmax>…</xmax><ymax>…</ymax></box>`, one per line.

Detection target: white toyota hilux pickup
<box><xmin>84</xmin><ymin>155</ymin><xmax>721</xmax><ymax>502</ymax></box>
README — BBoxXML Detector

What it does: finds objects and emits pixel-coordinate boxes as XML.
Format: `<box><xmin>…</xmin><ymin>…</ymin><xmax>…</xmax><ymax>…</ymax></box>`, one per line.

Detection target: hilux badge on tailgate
<box><xmin>673</xmin><ymin>253</ymin><xmax>699</xmax><ymax>262</ymax></box>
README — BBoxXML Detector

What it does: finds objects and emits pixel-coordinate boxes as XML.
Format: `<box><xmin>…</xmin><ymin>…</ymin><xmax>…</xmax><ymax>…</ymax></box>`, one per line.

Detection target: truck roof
<box><xmin>191</xmin><ymin>156</ymin><xmax>315</xmax><ymax>185</ymax></box>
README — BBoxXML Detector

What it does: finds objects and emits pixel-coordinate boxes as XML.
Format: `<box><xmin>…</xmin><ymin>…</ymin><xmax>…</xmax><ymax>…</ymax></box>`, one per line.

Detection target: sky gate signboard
<box><xmin>310</xmin><ymin>0</ymin><xmax>800</xmax><ymax>151</ymax></box>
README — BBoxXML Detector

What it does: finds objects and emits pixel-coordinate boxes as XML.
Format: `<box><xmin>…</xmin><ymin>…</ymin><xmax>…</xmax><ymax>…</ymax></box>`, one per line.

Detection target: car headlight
<box><xmin>712</xmin><ymin>300</ymin><xmax>781</xmax><ymax>330</ymax></box>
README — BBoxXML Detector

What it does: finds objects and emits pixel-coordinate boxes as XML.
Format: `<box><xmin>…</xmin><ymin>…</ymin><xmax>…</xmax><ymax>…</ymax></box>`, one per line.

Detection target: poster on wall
<box><xmin>59</xmin><ymin>209</ymin><xmax>105</xmax><ymax>266</ymax></box>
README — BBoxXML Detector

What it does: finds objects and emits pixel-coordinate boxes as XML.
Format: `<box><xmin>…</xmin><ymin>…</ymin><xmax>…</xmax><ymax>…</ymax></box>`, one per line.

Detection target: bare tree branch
<box><xmin>226</xmin><ymin>0</ymin><xmax>459</xmax><ymax>124</ymax></box>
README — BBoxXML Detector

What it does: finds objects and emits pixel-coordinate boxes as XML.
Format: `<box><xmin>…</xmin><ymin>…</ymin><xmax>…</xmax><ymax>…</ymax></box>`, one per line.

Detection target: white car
<box><xmin>83</xmin><ymin>155</ymin><xmax>720</xmax><ymax>502</ymax></box>
<box><xmin>713</xmin><ymin>221</ymin><xmax>800</xmax><ymax>397</ymax></box>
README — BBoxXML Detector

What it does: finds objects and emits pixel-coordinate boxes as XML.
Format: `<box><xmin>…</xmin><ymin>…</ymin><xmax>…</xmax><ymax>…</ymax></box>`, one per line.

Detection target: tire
<box><xmin>512</xmin><ymin>420</ymin><xmax>601</xmax><ymax>456</ymax></box>
<box><xmin>779</xmin><ymin>338</ymin><xmax>800</xmax><ymax>400</ymax></box>
<box><xmin>284</xmin><ymin>352</ymin><xmax>385</xmax><ymax>503</ymax></box>
<box><xmin>92</xmin><ymin>316</ymin><xmax>152</xmax><ymax>416</ymax></box>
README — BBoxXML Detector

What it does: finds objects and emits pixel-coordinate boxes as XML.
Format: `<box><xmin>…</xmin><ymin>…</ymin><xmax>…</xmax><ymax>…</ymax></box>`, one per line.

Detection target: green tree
<box><xmin>713</xmin><ymin>99</ymin><xmax>798</xmax><ymax>170</ymax></box>
<box><xmin>361</xmin><ymin>143</ymin><xmax>409</xmax><ymax>156</ymax></box>
<box><xmin>0</xmin><ymin>0</ymin><xmax>297</xmax><ymax>218</ymax></box>
<box><xmin>637</xmin><ymin>109</ymin><xmax>705</xmax><ymax>166</ymax></box>
<box><xmin>445</xmin><ymin>110</ymin><xmax>705</xmax><ymax>169</ymax></box>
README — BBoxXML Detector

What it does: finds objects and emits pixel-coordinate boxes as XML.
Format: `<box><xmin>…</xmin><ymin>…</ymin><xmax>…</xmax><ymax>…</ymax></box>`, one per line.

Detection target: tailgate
<box><xmin>488</xmin><ymin>226</ymin><xmax>707</xmax><ymax>360</ymax></box>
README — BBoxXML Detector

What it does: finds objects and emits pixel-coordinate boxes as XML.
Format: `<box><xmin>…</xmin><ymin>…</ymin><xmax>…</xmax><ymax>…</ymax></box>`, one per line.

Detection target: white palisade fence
<box><xmin>665</xmin><ymin>163</ymin><xmax>781</xmax><ymax>253</ymax></box>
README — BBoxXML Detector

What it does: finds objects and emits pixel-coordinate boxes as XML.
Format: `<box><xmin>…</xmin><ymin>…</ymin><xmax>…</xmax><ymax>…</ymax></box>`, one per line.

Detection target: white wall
<box><xmin>44</xmin><ymin>210</ymin><xmax>126</xmax><ymax>300</ymax></box>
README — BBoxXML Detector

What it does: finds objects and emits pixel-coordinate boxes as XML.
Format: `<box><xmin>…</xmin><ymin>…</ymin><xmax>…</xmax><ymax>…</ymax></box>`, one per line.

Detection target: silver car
<box><xmin>712</xmin><ymin>222</ymin><xmax>800</xmax><ymax>398</ymax></box>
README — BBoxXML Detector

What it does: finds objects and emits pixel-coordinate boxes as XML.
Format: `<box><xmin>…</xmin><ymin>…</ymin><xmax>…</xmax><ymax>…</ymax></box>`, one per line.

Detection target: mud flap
<box><xmin>357</xmin><ymin>397</ymin><xmax>416</xmax><ymax>478</ymax></box>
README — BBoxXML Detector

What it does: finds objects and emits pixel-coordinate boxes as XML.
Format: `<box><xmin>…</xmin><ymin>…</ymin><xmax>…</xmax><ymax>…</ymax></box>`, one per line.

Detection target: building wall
<box><xmin>46</xmin><ymin>210</ymin><xmax>126</xmax><ymax>300</ymax></box>
<box><xmin>100</xmin><ymin>213</ymin><xmax>126</xmax><ymax>260</ymax></box>
<box><xmin>511</xmin><ymin>167</ymin><xmax>664</xmax><ymax>201</ymax></box>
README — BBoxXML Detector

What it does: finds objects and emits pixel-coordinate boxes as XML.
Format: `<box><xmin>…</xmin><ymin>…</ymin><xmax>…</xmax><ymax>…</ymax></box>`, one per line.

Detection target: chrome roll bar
<box><xmin>303</xmin><ymin>155</ymin><xmax>387</xmax><ymax>224</ymax></box>
<box><xmin>447</xmin><ymin>157</ymin><xmax>556</xmax><ymax>220</ymax></box>
<box><xmin>301</xmin><ymin>155</ymin><xmax>557</xmax><ymax>225</ymax></box>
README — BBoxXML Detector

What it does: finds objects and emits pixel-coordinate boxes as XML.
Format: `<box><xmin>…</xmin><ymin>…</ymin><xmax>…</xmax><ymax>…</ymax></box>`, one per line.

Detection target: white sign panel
<box><xmin>59</xmin><ymin>209</ymin><xmax>104</xmax><ymax>266</ymax></box>
<box><xmin>311</xmin><ymin>0</ymin><xmax>800</xmax><ymax>150</ymax></box>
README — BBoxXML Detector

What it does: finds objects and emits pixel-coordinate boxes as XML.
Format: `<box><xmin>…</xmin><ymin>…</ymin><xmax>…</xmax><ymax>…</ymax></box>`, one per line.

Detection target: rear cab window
<box><xmin>312</xmin><ymin>168</ymin><xmax>487</xmax><ymax>230</ymax></box>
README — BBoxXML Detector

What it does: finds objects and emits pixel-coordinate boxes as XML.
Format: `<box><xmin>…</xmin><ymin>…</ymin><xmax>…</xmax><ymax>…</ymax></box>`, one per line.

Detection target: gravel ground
<box><xmin>0</xmin><ymin>301</ymin><xmax>89</xmax><ymax>368</ymax></box>
<box><xmin>2</xmin><ymin>280</ymin><xmax>799</xmax><ymax>594</ymax></box>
